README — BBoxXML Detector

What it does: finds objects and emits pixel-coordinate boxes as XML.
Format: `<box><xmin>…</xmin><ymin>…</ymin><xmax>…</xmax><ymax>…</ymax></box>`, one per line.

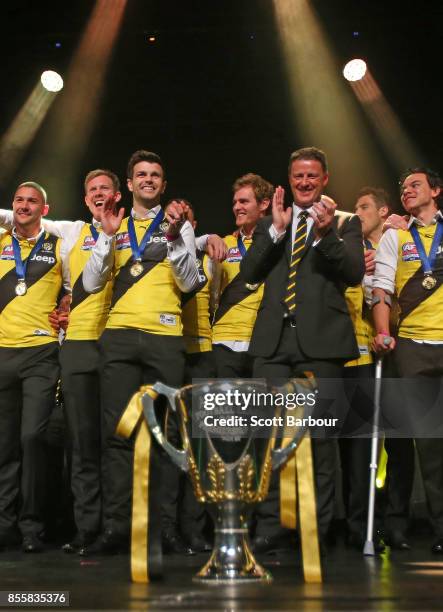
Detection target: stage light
<box><xmin>343</xmin><ymin>59</ymin><xmax>367</xmax><ymax>82</ymax></box>
<box><xmin>272</xmin><ymin>0</ymin><xmax>389</xmax><ymax>206</ymax></box>
<box><xmin>40</xmin><ymin>70</ymin><xmax>64</xmax><ymax>92</ymax></box>
<box><xmin>148</xmin><ymin>35</ymin><xmax>156</xmax><ymax>43</ymax></box>
<box><xmin>24</xmin><ymin>0</ymin><xmax>128</xmax><ymax>217</ymax></box>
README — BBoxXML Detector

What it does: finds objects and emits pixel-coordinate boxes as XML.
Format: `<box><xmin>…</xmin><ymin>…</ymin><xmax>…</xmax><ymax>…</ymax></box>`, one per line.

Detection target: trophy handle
<box><xmin>271</xmin><ymin>428</ymin><xmax>306</xmax><ymax>471</ymax></box>
<box><xmin>141</xmin><ymin>383</ymin><xmax>190</xmax><ymax>472</ymax></box>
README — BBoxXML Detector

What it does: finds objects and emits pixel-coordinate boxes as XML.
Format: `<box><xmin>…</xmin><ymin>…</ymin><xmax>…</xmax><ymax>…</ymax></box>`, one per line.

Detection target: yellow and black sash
<box><xmin>0</xmin><ymin>233</ymin><xmax>58</xmax><ymax>313</ymax></box>
<box><xmin>212</xmin><ymin>272</ymin><xmax>255</xmax><ymax>324</ymax></box>
<box><xmin>110</xmin><ymin>224</ymin><xmax>168</xmax><ymax>310</ymax></box>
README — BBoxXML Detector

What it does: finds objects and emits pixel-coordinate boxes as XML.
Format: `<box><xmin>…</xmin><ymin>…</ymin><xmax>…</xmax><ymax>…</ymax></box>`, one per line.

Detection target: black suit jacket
<box><xmin>240</xmin><ymin>211</ymin><xmax>365</xmax><ymax>360</ymax></box>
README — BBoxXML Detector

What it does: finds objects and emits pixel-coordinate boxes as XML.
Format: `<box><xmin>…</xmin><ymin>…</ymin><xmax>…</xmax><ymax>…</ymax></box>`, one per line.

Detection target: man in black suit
<box><xmin>240</xmin><ymin>147</ymin><xmax>365</xmax><ymax>552</ymax></box>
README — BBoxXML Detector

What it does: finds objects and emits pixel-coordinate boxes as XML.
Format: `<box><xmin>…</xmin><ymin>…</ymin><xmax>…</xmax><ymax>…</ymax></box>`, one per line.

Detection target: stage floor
<box><xmin>1</xmin><ymin>537</ymin><xmax>443</xmax><ymax>610</ymax></box>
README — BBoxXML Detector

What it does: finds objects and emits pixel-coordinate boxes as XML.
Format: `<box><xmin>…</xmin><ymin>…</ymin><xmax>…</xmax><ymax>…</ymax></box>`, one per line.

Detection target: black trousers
<box><xmin>180</xmin><ymin>350</ymin><xmax>216</xmax><ymax>537</ymax></box>
<box><xmin>340</xmin><ymin>364</ymin><xmax>373</xmax><ymax>537</ymax></box>
<box><xmin>60</xmin><ymin>340</ymin><xmax>101</xmax><ymax>537</ymax></box>
<box><xmin>379</xmin><ymin>352</ymin><xmax>415</xmax><ymax>534</ymax></box>
<box><xmin>0</xmin><ymin>343</ymin><xmax>59</xmax><ymax>537</ymax></box>
<box><xmin>213</xmin><ymin>344</ymin><xmax>255</xmax><ymax>378</ymax></box>
<box><xmin>98</xmin><ymin>328</ymin><xmax>185</xmax><ymax>536</ymax></box>
<box><xmin>252</xmin><ymin>323</ymin><xmax>344</xmax><ymax>539</ymax></box>
<box><xmin>394</xmin><ymin>337</ymin><xmax>443</xmax><ymax>536</ymax></box>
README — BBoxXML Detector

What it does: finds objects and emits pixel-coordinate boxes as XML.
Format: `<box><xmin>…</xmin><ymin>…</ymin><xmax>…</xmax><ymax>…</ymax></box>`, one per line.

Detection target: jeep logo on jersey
<box><xmin>30</xmin><ymin>253</ymin><xmax>56</xmax><ymax>264</ymax></box>
<box><xmin>226</xmin><ymin>246</ymin><xmax>242</xmax><ymax>263</ymax></box>
<box><xmin>81</xmin><ymin>235</ymin><xmax>97</xmax><ymax>251</ymax></box>
<box><xmin>147</xmin><ymin>235</ymin><xmax>167</xmax><ymax>244</ymax></box>
<box><xmin>401</xmin><ymin>242</ymin><xmax>420</xmax><ymax>262</ymax></box>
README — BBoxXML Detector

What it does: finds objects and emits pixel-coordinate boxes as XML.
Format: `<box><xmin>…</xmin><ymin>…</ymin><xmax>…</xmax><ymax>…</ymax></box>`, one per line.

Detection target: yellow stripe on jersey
<box><xmin>396</xmin><ymin>225</ymin><xmax>443</xmax><ymax>339</ymax></box>
<box><xmin>344</xmin><ymin>284</ymin><xmax>373</xmax><ymax>367</ymax></box>
<box><xmin>67</xmin><ymin>224</ymin><xmax>113</xmax><ymax>341</ymax></box>
<box><xmin>212</xmin><ymin>234</ymin><xmax>264</xmax><ymax>344</ymax></box>
<box><xmin>182</xmin><ymin>252</ymin><xmax>212</xmax><ymax>354</ymax></box>
<box><xmin>106</xmin><ymin>216</ymin><xmax>182</xmax><ymax>336</ymax></box>
<box><xmin>0</xmin><ymin>232</ymin><xmax>61</xmax><ymax>347</ymax></box>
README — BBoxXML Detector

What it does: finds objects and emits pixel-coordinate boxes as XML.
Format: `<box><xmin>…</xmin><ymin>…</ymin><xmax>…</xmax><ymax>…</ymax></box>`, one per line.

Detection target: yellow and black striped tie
<box><xmin>284</xmin><ymin>211</ymin><xmax>308</xmax><ymax>314</ymax></box>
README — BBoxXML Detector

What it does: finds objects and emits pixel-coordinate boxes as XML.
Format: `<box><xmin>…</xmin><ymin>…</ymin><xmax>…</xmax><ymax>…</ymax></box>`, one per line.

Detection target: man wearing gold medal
<box><xmin>212</xmin><ymin>173</ymin><xmax>273</xmax><ymax>377</ymax></box>
<box><xmin>372</xmin><ymin>167</ymin><xmax>443</xmax><ymax>554</ymax></box>
<box><xmin>0</xmin><ymin>170</ymin><xmax>123</xmax><ymax>554</ymax></box>
<box><xmin>82</xmin><ymin>150</ymin><xmax>199</xmax><ymax>555</ymax></box>
<box><xmin>0</xmin><ymin>182</ymin><xmax>68</xmax><ymax>553</ymax></box>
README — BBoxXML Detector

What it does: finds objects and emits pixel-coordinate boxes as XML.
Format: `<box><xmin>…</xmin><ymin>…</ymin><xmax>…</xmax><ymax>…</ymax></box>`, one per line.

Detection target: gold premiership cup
<box><xmin>143</xmin><ymin>378</ymin><xmax>316</xmax><ymax>583</ymax></box>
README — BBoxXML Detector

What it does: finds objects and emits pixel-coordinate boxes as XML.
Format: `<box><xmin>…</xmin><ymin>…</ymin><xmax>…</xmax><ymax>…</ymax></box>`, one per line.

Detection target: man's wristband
<box><xmin>166</xmin><ymin>233</ymin><xmax>179</xmax><ymax>242</ymax></box>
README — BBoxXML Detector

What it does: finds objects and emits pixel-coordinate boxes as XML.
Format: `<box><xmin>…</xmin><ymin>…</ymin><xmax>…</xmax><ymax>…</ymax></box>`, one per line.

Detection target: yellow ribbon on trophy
<box><xmin>116</xmin><ymin>385</ymin><xmax>159</xmax><ymax>583</ymax></box>
<box><xmin>280</xmin><ymin>434</ymin><xmax>322</xmax><ymax>583</ymax></box>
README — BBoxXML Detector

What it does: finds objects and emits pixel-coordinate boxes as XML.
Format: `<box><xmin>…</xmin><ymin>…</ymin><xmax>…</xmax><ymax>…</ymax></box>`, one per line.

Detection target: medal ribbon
<box><xmin>237</xmin><ymin>235</ymin><xmax>247</xmax><ymax>258</ymax></box>
<box><xmin>364</xmin><ymin>238</ymin><xmax>373</xmax><ymax>250</ymax></box>
<box><xmin>89</xmin><ymin>224</ymin><xmax>99</xmax><ymax>242</ymax></box>
<box><xmin>11</xmin><ymin>231</ymin><xmax>47</xmax><ymax>282</ymax></box>
<box><xmin>409</xmin><ymin>219</ymin><xmax>443</xmax><ymax>275</ymax></box>
<box><xmin>127</xmin><ymin>209</ymin><xmax>164</xmax><ymax>262</ymax></box>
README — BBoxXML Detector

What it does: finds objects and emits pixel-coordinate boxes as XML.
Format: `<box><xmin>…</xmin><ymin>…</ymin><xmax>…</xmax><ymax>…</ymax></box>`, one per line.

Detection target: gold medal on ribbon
<box><xmin>15</xmin><ymin>280</ymin><xmax>27</xmax><ymax>296</ymax></box>
<box><xmin>245</xmin><ymin>282</ymin><xmax>259</xmax><ymax>291</ymax></box>
<box><xmin>422</xmin><ymin>274</ymin><xmax>437</xmax><ymax>290</ymax></box>
<box><xmin>130</xmin><ymin>261</ymin><xmax>144</xmax><ymax>277</ymax></box>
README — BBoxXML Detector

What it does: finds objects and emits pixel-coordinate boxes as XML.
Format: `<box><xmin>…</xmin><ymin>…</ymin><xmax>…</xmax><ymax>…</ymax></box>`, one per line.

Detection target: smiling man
<box><xmin>212</xmin><ymin>173</ymin><xmax>273</xmax><ymax>377</ymax></box>
<box><xmin>0</xmin><ymin>170</ymin><xmax>122</xmax><ymax>555</ymax></box>
<box><xmin>82</xmin><ymin>150</ymin><xmax>199</xmax><ymax>555</ymax></box>
<box><xmin>0</xmin><ymin>182</ymin><xmax>68</xmax><ymax>553</ymax></box>
<box><xmin>241</xmin><ymin>147</ymin><xmax>365</xmax><ymax>553</ymax></box>
<box><xmin>372</xmin><ymin>167</ymin><xmax>443</xmax><ymax>555</ymax></box>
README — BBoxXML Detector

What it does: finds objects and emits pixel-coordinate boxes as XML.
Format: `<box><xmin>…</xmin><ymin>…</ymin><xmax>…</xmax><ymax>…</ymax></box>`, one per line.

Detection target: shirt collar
<box><xmin>11</xmin><ymin>226</ymin><xmax>45</xmax><ymax>242</ymax></box>
<box><xmin>408</xmin><ymin>209</ymin><xmax>443</xmax><ymax>228</ymax></box>
<box><xmin>240</xmin><ymin>228</ymin><xmax>254</xmax><ymax>240</ymax></box>
<box><xmin>91</xmin><ymin>218</ymin><xmax>102</xmax><ymax>229</ymax></box>
<box><xmin>292</xmin><ymin>203</ymin><xmax>312</xmax><ymax>218</ymax></box>
<box><xmin>131</xmin><ymin>204</ymin><xmax>161</xmax><ymax>221</ymax></box>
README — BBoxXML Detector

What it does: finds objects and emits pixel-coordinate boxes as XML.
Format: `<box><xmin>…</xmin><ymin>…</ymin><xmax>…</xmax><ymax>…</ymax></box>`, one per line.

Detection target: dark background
<box><xmin>0</xmin><ymin>0</ymin><xmax>442</xmax><ymax>235</ymax></box>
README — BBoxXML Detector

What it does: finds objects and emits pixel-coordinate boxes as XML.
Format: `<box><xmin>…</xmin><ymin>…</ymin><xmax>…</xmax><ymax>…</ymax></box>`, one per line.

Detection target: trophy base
<box><xmin>193</xmin><ymin>563</ymin><xmax>272</xmax><ymax>584</ymax></box>
<box><xmin>193</xmin><ymin>527</ymin><xmax>273</xmax><ymax>584</ymax></box>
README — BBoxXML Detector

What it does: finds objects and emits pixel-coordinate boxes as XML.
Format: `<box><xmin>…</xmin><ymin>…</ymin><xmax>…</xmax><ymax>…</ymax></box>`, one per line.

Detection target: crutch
<box><xmin>364</xmin><ymin>338</ymin><xmax>391</xmax><ymax>556</ymax></box>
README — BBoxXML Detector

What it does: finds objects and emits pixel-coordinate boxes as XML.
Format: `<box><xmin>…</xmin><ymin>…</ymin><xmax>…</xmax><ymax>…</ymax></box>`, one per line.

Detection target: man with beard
<box><xmin>0</xmin><ymin>182</ymin><xmax>67</xmax><ymax>553</ymax></box>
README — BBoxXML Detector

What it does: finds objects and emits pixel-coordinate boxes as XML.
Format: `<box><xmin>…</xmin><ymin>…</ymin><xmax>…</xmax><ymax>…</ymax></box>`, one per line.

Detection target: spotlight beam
<box><xmin>273</xmin><ymin>0</ymin><xmax>390</xmax><ymax>206</ymax></box>
<box><xmin>0</xmin><ymin>81</ymin><xmax>59</xmax><ymax>186</ymax></box>
<box><xmin>349</xmin><ymin>70</ymin><xmax>423</xmax><ymax>172</ymax></box>
<box><xmin>24</xmin><ymin>0</ymin><xmax>128</xmax><ymax>217</ymax></box>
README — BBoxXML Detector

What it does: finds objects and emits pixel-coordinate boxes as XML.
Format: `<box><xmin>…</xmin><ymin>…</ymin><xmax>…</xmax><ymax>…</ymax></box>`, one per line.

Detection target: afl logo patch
<box><xmin>401</xmin><ymin>242</ymin><xmax>420</xmax><ymax>262</ymax></box>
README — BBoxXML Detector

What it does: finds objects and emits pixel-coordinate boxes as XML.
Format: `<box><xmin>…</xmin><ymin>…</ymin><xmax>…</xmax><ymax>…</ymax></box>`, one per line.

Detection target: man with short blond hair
<box><xmin>212</xmin><ymin>173</ymin><xmax>273</xmax><ymax>378</ymax></box>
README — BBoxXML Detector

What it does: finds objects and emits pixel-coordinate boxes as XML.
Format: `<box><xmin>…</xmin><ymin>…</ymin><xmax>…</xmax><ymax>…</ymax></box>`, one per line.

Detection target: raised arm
<box><xmin>82</xmin><ymin>203</ymin><xmax>123</xmax><ymax>293</ymax></box>
<box><xmin>241</xmin><ymin>186</ymin><xmax>292</xmax><ymax>284</ymax></box>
